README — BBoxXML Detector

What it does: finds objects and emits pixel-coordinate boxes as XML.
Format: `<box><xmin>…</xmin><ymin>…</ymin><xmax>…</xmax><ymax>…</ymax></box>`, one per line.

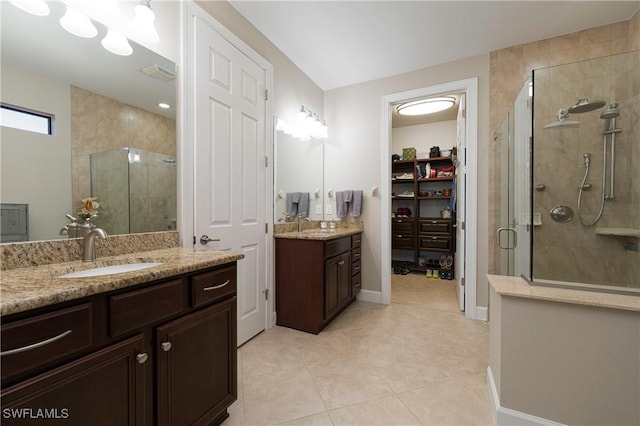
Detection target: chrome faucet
<box><xmin>83</xmin><ymin>228</ymin><xmax>107</xmax><ymax>262</ymax></box>
<box><xmin>297</xmin><ymin>214</ymin><xmax>311</xmax><ymax>232</ymax></box>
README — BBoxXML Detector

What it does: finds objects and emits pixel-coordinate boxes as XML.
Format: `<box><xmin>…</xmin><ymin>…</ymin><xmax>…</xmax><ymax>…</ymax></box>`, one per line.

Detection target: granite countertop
<box><xmin>274</xmin><ymin>227</ymin><xmax>362</xmax><ymax>241</ymax></box>
<box><xmin>0</xmin><ymin>248</ymin><xmax>244</xmax><ymax>317</ymax></box>
<box><xmin>488</xmin><ymin>274</ymin><xmax>640</xmax><ymax>312</ymax></box>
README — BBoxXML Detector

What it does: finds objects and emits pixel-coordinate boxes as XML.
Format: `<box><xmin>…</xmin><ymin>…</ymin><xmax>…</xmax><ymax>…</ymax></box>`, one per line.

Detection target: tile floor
<box><xmin>222</xmin><ymin>273</ymin><xmax>493</xmax><ymax>425</ymax></box>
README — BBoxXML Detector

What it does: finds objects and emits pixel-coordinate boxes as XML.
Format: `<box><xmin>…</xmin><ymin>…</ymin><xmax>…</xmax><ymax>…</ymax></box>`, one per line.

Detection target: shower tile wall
<box><xmin>533</xmin><ymin>51</ymin><xmax>639</xmax><ymax>287</ymax></box>
<box><xmin>488</xmin><ymin>10</ymin><xmax>640</xmax><ymax>287</ymax></box>
<box><xmin>70</xmin><ymin>86</ymin><xmax>176</xmax><ymax>218</ymax></box>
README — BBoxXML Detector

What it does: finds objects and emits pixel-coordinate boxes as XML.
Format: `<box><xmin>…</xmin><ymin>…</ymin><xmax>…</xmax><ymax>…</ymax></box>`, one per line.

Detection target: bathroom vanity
<box><xmin>0</xmin><ymin>248</ymin><xmax>241</xmax><ymax>426</ymax></box>
<box><xmin>275</xmin><ymin>228</ymin><xmax>362</xmax><ymax>334</ymax></box>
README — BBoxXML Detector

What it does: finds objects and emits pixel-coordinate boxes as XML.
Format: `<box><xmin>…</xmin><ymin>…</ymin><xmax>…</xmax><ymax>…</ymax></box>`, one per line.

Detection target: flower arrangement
<box><xmin>77</xmin><ymin>197</ymin><xmax>101</xmax><ymax>223</ymax></box>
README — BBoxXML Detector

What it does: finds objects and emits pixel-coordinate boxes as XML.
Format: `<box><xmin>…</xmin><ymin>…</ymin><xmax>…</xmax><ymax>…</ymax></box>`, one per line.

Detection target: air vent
<box><xmin>140</xmin><ymin>64</ymin><xmax>176</xmax><ymax>81</ymax></box>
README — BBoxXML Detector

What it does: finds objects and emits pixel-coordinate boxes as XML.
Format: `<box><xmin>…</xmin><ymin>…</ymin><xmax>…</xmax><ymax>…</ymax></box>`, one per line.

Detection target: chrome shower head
<box><xmin>568</xmin><ymin>98</ymin><xmax>606</xmax><ymax>114</ymax></box>
<box><xmin>600</xmin><ymin>103</ymin><xmax>619</xmax><ymax>120</ymax></box>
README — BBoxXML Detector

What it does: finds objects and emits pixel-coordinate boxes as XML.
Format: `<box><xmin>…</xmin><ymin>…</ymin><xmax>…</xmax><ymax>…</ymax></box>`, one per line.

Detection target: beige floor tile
<box><xmin>312</xmin><ymin>371</ymin><xmax>394</xmax><ymax>410</ymax></box>
<box><xmin>398</xmin><ymin>377</ymin><xmax>494</xmax><ymax>425</ymax></box>
<box><xmin>228</xmin><ymin>273</ymin><xmax>490</xmax><ymax>425</ymax></box>
<box><xmin>276</xmin><ymin>412</ymin><xmax>334</xmax><ymax>425</ymax></box>
<box><xmin>243</xmin><ymin>367</ymin><xmax>326</xmax><ymax>425</ymax></box>
<box><xmin>328</xmin><ymin>395</ymin><xmax>421</xmax><ymax>425</ymax></box>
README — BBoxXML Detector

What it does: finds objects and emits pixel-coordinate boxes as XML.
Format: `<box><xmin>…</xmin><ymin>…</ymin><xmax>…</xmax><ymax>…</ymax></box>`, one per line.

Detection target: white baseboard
<box><xmin>357</xmin><ymin>289</ymin><xmax>383</xmax><ymax>304</ymax></box>
<box><xmin>487</xmin><ymin>367</ymin><xmax>566</xmax><ymax>426</ymax></box>
<box><xmin>477</xmin><ymin>306</ymin><xmax>488</xmax><ymax>321</ymax></box>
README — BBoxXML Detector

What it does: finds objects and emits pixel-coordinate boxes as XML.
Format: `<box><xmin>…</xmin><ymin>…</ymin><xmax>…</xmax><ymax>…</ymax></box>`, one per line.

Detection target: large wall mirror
<box><xmin>0</xmin><ymin>1</ymin><xmax>177</xmax><ymax>242</ymax></box>
<box><xmin>273</xmin><ymin>119</ymin><xmax>324</xmax><ymax>223</ymax></box>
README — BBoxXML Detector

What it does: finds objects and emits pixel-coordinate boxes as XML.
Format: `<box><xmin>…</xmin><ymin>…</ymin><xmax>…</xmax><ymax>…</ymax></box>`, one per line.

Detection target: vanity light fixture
<box><xmin>101</xmin><ymin>28</ymin><xmax>133</xmax><ymax>56</ymax></box>
<box><xmin>130</xmin><ymin>0</ymin><xmax>160</xmax><ymax>43</ymax></box>
<box><xmin>278</xmin><ymin>106</ymin><xmax>328</xmax><ymax>141</ymax></box>
<box><xmin>59</xmin><ymin>6</ymin><xmax>97</xmax><ymax>38</ymax></box>
<box><xmin>396</xmin><ymin>96</ymin><xmax>456</xmax><ymax>116</ymax></box>
<box><xmin>7</xmin><ymin>0</ymin><xmax>50</xmax><ymax>16</ymax></box>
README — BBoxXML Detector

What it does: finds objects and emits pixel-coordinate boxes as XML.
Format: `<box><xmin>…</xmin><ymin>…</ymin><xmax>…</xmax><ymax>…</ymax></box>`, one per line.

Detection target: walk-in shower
<box><xmin>496</xmin><ymin>50</ymin><xmax>639</xmax><ymax>292</ymax></box>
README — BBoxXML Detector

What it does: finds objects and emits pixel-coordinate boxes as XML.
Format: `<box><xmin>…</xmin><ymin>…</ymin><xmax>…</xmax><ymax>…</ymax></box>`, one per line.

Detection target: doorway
<box><xmin>381</xmin><ymin>78</ymin><xmax>480</xmax><ymax>320</ymax></box>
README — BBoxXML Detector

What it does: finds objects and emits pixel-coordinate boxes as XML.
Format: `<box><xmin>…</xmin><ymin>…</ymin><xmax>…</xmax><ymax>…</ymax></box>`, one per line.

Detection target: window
<box><xmin>0</xmin><ymin>103</ymin><xmax>54</xmax><ymax>135</ymax></box>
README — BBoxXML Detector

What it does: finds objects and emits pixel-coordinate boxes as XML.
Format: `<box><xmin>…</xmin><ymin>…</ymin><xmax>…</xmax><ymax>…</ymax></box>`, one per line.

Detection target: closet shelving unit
<box><xmin>391</xmin><ymin>156</ymin><xmax>456</xmax><ymax>276</ymax></box>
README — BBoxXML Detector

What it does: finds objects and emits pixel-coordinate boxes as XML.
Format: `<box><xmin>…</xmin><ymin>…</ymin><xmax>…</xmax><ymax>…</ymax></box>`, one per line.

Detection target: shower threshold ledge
<box><xmin>595</xmin><ymin>227</ymin><xmax>640</xmax><ymax>238</ymax></box>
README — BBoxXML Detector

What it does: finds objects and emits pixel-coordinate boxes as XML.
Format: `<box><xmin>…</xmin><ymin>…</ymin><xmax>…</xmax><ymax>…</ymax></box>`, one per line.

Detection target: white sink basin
<box><xmin>59</xmin><ymin>262</ymin><xmax>163</xmax><ymax>278</ymax></box>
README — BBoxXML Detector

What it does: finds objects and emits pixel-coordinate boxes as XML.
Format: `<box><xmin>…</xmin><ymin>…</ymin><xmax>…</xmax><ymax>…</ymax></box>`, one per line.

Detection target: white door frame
<box><xmin>179</xmin><ymin>1</ymin><xmax>276</xmax><ymax>330</ymax></box>
<box><xmin>381</xmin><ymin>77</ymin><xmax>480</xmax><ymax>320</ymax></box>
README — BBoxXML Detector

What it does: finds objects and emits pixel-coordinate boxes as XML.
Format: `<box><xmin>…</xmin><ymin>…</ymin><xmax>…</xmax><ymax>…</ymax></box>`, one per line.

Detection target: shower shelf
<box><xmin>595</xmin><ymin>228</ymin><xmax>640</xmax><ymax>238</ymax></box>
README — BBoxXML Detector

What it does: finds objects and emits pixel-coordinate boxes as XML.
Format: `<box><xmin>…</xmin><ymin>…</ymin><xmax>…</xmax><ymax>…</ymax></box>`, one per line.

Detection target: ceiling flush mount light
<box><xmin>396</xmin><ymin>96</ymin><xmax>456</xmax><ymax>116</ymax></box>
<box><xmin>101</xmin><ymin>29</ymin><xmax>133</xmax><ymax>56</ymax></box>
<box><xmin>59</xmin><ymin>6</ymin><xmax>97</xmax><ymax>38</ymax></box>
<box><xmin>130</xmin><ymin>0</ymin><xmax>160</xmax><ymax>43</ymax></box>
<box><xmin>7</xmin><ymin>0</ymin><xmax>50</xmax><ymax>16</ymax></box>
<box><xmin>158</xmin><ymin>103</ymin><xmax>171</xmax><ymax>109</ymax></box>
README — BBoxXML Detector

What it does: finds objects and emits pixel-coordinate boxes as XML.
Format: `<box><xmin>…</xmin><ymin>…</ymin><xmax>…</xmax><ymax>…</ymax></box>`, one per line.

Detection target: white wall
<box><xmin>324</xmin><ymin>54</ymin><xmax>491</xmax><ymax>307</ymax></box>
<box><xmin>392</xmin><ymin>120</ymin><xmax>457</xmax><ymax>156</ymax></box>
<box><xmin>0</xmin><ymin>64</ymin><xmax>72</xmax><ymax>241</ymax></box>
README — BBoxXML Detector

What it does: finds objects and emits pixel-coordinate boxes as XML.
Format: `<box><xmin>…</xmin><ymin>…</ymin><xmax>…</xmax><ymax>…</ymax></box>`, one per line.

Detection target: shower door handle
<box><xmin>496</xmin><ymin>227</ymin><xmax>517</xmax><ymax>249</ymax></box>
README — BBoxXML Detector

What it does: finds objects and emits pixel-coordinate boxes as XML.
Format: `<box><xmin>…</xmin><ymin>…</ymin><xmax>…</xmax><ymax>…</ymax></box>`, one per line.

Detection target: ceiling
<box><xmin>230</xmin><ymin>1</ymin><xmax>639</xmax><ymax>92</ymax></box>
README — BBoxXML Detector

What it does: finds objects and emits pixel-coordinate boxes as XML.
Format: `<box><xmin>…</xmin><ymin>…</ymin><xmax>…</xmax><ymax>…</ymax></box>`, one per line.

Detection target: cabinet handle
<box><xmin>338</xmin><ymin>260</ymin><xmax>345</xmax><ymax>266</ymax></box>
<box><xmin>354</xmin><ymin>253</ymin><xmax>361</xmax><ymax>257</ymax></box>
<box><xmin>397</xmin><ymin>234</ymin><xmax>402</xmax><ymax>238</ymax></box>
<box><xmin>354</xmin><ymin>266</ymin><xmax>360</xmax><ymax>271</ymax></box>
<box><xmin>432</xmin><ymin>220</ymin><xmax>438</xmax><ymax>224</ymax></box>
<box><xmin>161</xmin><ymin>342</ymin><xmax>172</xmax><ymax>352</ymax></box>
<box><xmin>203</xmin><ymin>280</ymin><xmax>230</xmax><ymax>291</ymax></box>
<box><xmin>0</xmin><ymin>329</ymin><xmax>72</xmax><ymax>357</ymax></box>
<box><xmin>136</xmin><ymin>353</ymin><xmax>148</xmax><ymax>364</ymax></box>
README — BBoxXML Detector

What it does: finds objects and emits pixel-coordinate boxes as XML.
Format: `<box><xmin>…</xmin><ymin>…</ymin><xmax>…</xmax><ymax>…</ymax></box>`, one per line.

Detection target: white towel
<box><xmin>349</xmin><ymin>190</ymin><xmax>363</xmax><ymax>217</ymax></box>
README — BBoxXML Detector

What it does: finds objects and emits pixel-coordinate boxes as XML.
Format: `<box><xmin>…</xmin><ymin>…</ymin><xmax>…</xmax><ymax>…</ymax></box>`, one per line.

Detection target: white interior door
<box><xmin>193</xmin><ymin>16</ymin><xmax>267</xmax><ymax>346</ymax></box>
<box><xmin>455</xmin><ymin>94</ymin><xmax>466</xmax><ymax>311</ymax></box>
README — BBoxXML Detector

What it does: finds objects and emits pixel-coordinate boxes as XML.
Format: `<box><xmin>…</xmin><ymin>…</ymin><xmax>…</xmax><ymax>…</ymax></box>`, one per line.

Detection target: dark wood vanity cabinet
<box><xmin>0</xmin><ymin>263</ymin><xmax>238</xmax><ymax>426</ymax></box>
<box><xmin>276</xmin><ymin>233</ymin><xmax>362</xmax><ymax>334</ymax></box>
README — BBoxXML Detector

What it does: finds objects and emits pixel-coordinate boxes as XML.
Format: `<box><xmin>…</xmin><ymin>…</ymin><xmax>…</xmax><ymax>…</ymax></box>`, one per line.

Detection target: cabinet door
<box><xmin>0</xmin><ymin>334</ymin><xmax>146</xmax><ymax>426</ymax></box>
<box><xmin>156</xmin><ymin>297</ymin><xmax>237</xmax><ymax>426</ymax></box>
<box><xmin>324</xmin><ymin>253</ymin><xmax>351</xmax><ymax>320</ymax></box>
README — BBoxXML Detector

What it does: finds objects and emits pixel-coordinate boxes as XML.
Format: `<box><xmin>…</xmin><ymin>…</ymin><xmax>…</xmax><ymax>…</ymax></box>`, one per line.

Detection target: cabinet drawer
<box><xmin>392</xmin><ymin>235</ymin><xmax>414</xmax><ymax>250</ymax></box>
<box><xmin>419</xmin><ymin>236</ymin><xmax>452</xmax><ymax>251</ymax></box>
<box><xmin>1</xmin><ymin>303</ymin><xmax>93</xmax><ymax>381</ymax></box>
<box><xmin>418</xmin><ymin>219</ymin><xmax>452</xmax><ymax>234</ymax></box>
<box><xmin>351</xmin><ymin>233</ymin><xmax>362</xmax><ymax>248</ymax></box>
<box><xmin>325</xmin><ymin>236</ymin><xmax>351</xmax><ymax>258</ymax></box>
<box><xmin>110</xmin><ymin>279</ymin><xmax>185</xmax><ymax>337</ymax></box>
<box><xmin>392</xmin><ymin>219</ymin><xmax>415</xmax><ymax>234</ymax></box>
<box><xmin>351</xmin><ymin>247</ymin><xmax>361</xmax><ymax>263</ymax></box>
<box><xmin>352</xmin><ymin>273</ymin><xmax>361</xmax><ymax>295</ymax></box>
<box><xmin>351</xmin><ymin>259</ymin><xmax>361</xmax><ymax>276</ymax></box>
<box><xmin>191</xmin><ymin>265</ymin><xmax>237</xmax><ymax>308</ymax></box>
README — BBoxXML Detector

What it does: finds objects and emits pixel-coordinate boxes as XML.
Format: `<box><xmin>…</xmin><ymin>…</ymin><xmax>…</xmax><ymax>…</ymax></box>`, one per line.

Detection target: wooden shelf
<box><xmin>417</xmin><ymin>196</ymin><xmax>450</xmax><ymax>200</ymax></box>
<box><xmin>417</xmin><ymin>177</ymin><xmax>454</xmax><ymax>182</ymax></box>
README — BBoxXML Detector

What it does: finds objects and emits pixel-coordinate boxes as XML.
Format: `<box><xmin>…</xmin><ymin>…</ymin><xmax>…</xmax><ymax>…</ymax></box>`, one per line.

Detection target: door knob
<box><xmin>161</xmin><ymin>342</ymin><xmax>172</xmax><ymax>352</ymax></box>
<box><xmin>200</xmin><ymin>235</ymin><xmax>220</xmax><ymax>245</ymax></box>
<box><xmin>136</xmin><ymin>353</ymin><xmax>148</xmax><ymax>364</ymax></box>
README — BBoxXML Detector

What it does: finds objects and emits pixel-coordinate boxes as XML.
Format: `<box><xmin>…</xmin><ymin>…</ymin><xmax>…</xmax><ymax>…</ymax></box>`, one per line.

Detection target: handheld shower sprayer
<box><xmin>583</xmin><ymin>153</ymin><xmax>591</xmax><ymax>166</ymax></box>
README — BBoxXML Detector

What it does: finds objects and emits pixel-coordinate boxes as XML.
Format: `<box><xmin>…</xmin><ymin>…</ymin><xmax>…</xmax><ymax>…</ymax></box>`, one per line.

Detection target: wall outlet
<box><xmin>326</xmin><ymin>204</ymin><xmax>332</xmax><ymax>215</ymax></box>
<box><xmin>315</xmin><ymin>205</ymin><xmax>322</xmax><ymax>215</ymax></box>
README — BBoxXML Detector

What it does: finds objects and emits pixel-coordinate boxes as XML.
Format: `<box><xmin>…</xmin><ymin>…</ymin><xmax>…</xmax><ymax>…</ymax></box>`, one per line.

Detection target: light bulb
<box><xmin>59</xmin><ymin>6</ymin><xmax>97</xmax><ymax>38</ymax></box>
<box><xmin>7</xmin><ymin>0</ymin><xmax>50</xmax><ymax>16</ymax></box>
<box><xmin>101</xmin><ymin>29</ymin><xmax>133</xmax><ymax>56</ymax></box>
<box><xmin>130</xmin><ymin>0</ymin><xmax>160</xmax><ymax>43</ymax></box>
